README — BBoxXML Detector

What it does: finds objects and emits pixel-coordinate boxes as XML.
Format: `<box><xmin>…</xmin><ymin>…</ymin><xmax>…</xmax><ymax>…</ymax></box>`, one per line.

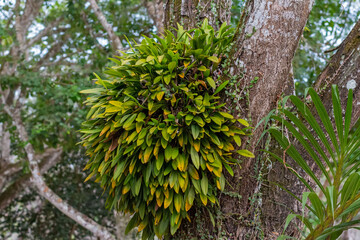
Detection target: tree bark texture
<box><xmin>163</xmin><ymin>0</ymin><xmax>232</xmax><ymax>31</ymax></box>
<box><xmin>315</xmin><ymin>19</ymin><xmax>360</xmax><ymax>127</ymax></box>
<box><xmin>167</xmin><ymin>1</ymin><xmax>360</xmax><ymax>239</ymax></box>
<box><xmin>166</xmin><ymin>0</ymin><xmax>318</xmax><ymax>239</ymax></box>
<box><xmin>230</xmin><ymin>1</ymin><xmax>315</xmax><ymax>239</ymax></box>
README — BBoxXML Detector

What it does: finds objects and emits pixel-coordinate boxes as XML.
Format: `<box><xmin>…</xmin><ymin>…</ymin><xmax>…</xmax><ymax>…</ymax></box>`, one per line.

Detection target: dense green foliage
<box><xmin>268</xmin><ymin>86</ymin><xmax>360</xmax><ymax>239</ymax></box>
<box><xmin>80</xmin><ymin>20</ymin><xmax>253</xmax><ymax>239</ymax></box>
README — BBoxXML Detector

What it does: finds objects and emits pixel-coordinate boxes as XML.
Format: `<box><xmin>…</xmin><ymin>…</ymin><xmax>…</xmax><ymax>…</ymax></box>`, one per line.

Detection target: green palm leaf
<box><xmin>269</xmin><ymin>85</ymin><xmax>360</xmax><ymax>239</ymax></box>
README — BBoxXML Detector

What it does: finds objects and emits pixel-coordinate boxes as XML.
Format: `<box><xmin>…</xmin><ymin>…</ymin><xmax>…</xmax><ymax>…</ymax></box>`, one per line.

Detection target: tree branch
<box><xmin>0</xmin><ymin>148</ymin><xmax>62</xmax><ymax>210</ymax></box>
<box><xmin>1</xmin><ymin>104</ymin><xmax>114</xmax><ymax>239</ymax></box>
<box><xmin>33</xmin><ymin>34</ymin><xmax>71</xmax><ymax>71</ymax></box>
<box><xmin>88</xmin><ymin>0</ymin><xmax>123</xmax><ymax>50</ymax></box>
<box><xmin>144</xmin><ymin>0</ymin><xmax>165</xmax><ymax>34</ymax></box>
<box><xmin>25</xmin><ymin>17</ymin><xmax>64</xmax><ymax>50</ymax></box>
<box><xmin>15</xmin><ymin>0</ymin><xmax>44</xmax><ymax>46</ymax></box>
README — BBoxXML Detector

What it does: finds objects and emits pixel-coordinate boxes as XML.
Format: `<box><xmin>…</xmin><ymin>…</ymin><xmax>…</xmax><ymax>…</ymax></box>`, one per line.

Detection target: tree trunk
<box><xmin>315</xmin><ymin>19</ymin><xmax>360</xmax><ymax>125</ymax></box>
<box><xmin>159</xmin><ymin>0</ymin><xmax>319</xmax><ymax>239</ymax></box>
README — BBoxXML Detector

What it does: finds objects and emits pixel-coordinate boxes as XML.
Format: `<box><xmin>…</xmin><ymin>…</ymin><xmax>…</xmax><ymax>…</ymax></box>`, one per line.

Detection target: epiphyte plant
<box><xmin>80</xmin><ymin>19</ymin><xmax>254</xmax><ymax>239</ymax></box>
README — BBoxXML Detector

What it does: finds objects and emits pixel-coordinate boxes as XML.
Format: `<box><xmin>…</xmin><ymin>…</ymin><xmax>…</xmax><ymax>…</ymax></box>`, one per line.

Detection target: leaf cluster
<box><xmin>268</xmin><ymin>86</ymin><xmax>360</xmax><ymax>239</ymax></box>
<box><xmin>80</xmin><ymin>20</ymin><xmax>252</xmax><ymax>239</ymax></box>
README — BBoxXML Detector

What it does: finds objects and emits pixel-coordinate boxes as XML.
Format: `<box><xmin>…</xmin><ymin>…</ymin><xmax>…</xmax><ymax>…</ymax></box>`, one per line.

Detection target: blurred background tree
<box><xmin>293</xmin><ymin>0</ymin><xmax>360</xmax><ymax>95</ymax></box>
<box><xmin>0</xmin><ymin>0</ymin><xmax>359</xmax><ymax>239</ymax></box>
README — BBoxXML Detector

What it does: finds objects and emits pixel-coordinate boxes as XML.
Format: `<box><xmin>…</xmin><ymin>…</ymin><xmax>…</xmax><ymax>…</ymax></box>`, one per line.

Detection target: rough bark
<box><xmin>315</xmin><ymin>19</ymin><xmax>360</xmax><ymax>126</ymax></box>
<box><xmin>228</xmin><ymin>1</ymin><xmax>315</xmax><ymax>239</ymax></box>
<box><xmin>163</xmin><ymin>0</ymin><xmax>232</xmax><ymax>31</ymax></box>
<box><xmin>88</xmin><ymin>0</ymin><xmax>123</xmax><ymax>50</ymax></box>
<box><xmin>170</xmin><ymin>0</ymin><xmax>315</xmax><ymax>239</ymax></box>
<box><xmin>145</xmin><ymin>0</ymin><xmax>165</xmax><ymax>34</ymax></box>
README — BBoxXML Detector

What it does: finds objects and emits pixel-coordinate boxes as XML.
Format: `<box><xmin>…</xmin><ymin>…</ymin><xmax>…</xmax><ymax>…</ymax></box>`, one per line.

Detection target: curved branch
<box><xmin>25</xmin><ymin>17</ymin><xmax>64</xmax><ymax>49</ymax></box>
<box><xmin>2</xmin><ymin>105</ymin><xmax>114</xmax><ymax>240</ymax></box>
<box><xmin>88</xmin><ymin>0</ymin><xmax>123</xmax><ymax>51</ymax></box>
<box><xmin>0</xmin><ymin>148</ymin><xmax>62</xmax><ymax>211</ymax></box>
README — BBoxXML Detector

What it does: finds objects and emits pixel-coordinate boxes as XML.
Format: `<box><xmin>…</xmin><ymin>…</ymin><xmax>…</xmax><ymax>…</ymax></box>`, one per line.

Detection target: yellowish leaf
<box><xmin>122</xmin><ymin>185</ymin><xmax>130</xmax><ymax>194</ymax></box>
<box><xmin>155</xmin><ymin>212</ymin><xmax>162</xmax><ymax>225</ymax></box>
<box><xmin>212</xmin><ymin>168</ymin><xmax>221</xmax><ymax>178</ymax></box>
<box><xmin>156</xmin><ymin>194</ymin><xmax>164</xmax><ymax>207</ymax></box>
<box><xmin>193</xmin><ymin>140</ymin><xmax>200</xmax><ymax>152</ymax></box>
<box><xmin>156</xmin><ymin>91</ymin><xmax>165</xmax><ymax>101</ymax></box>
<box><xmin>129</xmin><ymin>161</ymin><xmax>136</xmax><ymax>174</ymax></box>
<box><xmin>138</xmin><ymin>222</ymin><xmax>147</xmax><ymax>232</ymax></box>
<box><xmin>185</xmin><ymin>200</ymin><xmax>192</xmax><ymax>211</ymax></box>
<box><xmin>163</xmin><ymin>189</ymin><xmax>169</xmax><ymax>199</ymax></box>
<box><xmin>164</xmin><ymin>196</ymin><xmax>172</xmax><ymax>209</ymax></box>
<box><xmin>84</xmin><ymin>171</ymin><xmax>95</xmax><ymax>182</ymax></box>
<box><xmin>174</xmin><ymin>194</ymin><xmax>182</xmax><ymax>213</ymax></box>
<box><xmin>200</xmin><ymin>194</ymin><xmax>207</xmax><ymax>206</ymax></box>
<box><xmin>171</xmin><ymin>95</ymin><xmax>176</xmax><ymax>106</ymax></box>
<box><xmin>206</xmin><ymin>163</ymin><xmax>214</xmax><ymax>172</ymax></box>
<box><xmin>100</xmin><ymin>125</ymin><xmax>110</xmax><ymax>136</ymax></box>
<box><xmin>216</xmin><ymin>180</ymin><xmax>221</xmax><ymax>190</ymax></box>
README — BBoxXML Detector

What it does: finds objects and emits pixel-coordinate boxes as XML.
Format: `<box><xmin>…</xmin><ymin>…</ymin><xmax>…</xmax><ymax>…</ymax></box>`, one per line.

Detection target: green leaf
<box><xmin>114</xmin><ymin>161</ymin><xmax>126</xmax><ymax>180</ymax></box>
<box><xmin>123</xmin><ymin>114</ymin><xmax>137</xmax><ymax>130</ymax></box>
<box><xmin>93</xmin><ymin>72</ymin><xmax>107</xmax><ymax>89</ymax></box>
<box><xmin>210</xmin><ymin>115</ymin><xmax>222</xmax><ymax>125</ymax></box>
<box><xmin>190</xmin><ymin>146</ymin><xmax>200</xmax><ymax>169</ymax></box>
<box><xmin>308</xmin><ymin>88</ymin><xmax>339</xmax><ymax>156</ymax></box>
<box><xmin>344</xmin><ymin>88</ymin><xmax>353</xmax><ymax>145</ymax></box>
<box><xmin>136</xmin><ymin>112</ymin><xmax>146</xmax><ymax>122</ymax></box>
<box><xmin>238</xmin><ymin>119</ymin><xmax>249</xmax><ymax>127</ymax></box>
<box><xmin>164</xmin><ymin>74</ymin><xmax>171</xmax><ymax>84</ymax></box>
<box><xmin>213</xmin><ymin>80</ymin><xmax>229</xmax><ymax>95</ymax></box>
<box><xmin>219</xmin><ymin>112</ymin><xmax>233</xmax><ymax>119</ymax></box>
<box><xmin>234</xmin><ymin>135</ymin><xmax>241</xmax><ymax>146</ymax></box>
<box><xmin>79</xmin><ymin>88</ymin><xmax>104</xmax><ymax>94</ymax></box>
<box><xmin>165</xmin><ymin>146</ymin><xmax>173</xmax><ymax>161</ymax></box>
<box><xmin>237</xmin><ymin>149</ymin><xmax>255</xmax><ymax>158</ymax></box>
<box><xmin>198</xmin><ymin>65</ymin><xmax>207</xmax><ymax>71</ymax></box>
<box><xmin>80</xmin><ymin>128</ymin><xmax>101</xmax><ymax>134</ymax></box>
<box><xmin>194</xmin><ymin>116</ymin><xmax>205</xmax><ymax>127</ymax></box>
<box><xmin>206</xmin><ymin>77</ymin><xmax>216</xmax><ymax>88</ymax></box>
<box><xmin>188</xmin><ymin>187</ymin><xmax>195</xmax><ymax>204</ymax></box>
<box><xmin>135</xmin><ymin>59</ymin><xmax>146</xmax><ymax>65</ymax></box>
<box><xmin>125</xmin><ymin>214</ymin><xmax>139</xmax><ymax>234</ymax></box>
<box><xmin>201</xmin><ymin>175</ymin><xmax>208</xmax><ymax>195</ymax></box>
<box><xmin>308</xmin><ymin>192</ymin><xmax>325</xmax><ymax>221</ymax></box>
<box><xmin>168</xmin><ymin>61</ymin><xmax>177</xmax><ymax>73</ymax></box>
<box><xmin>331</xmin><ymin>85</ymin><xmax>343</xmax><ymax>147</ymax></box>
<box><xmin>156</xmin><ymin>154</ymin><xmax>164</xmax><ymax>170</ymax></box>
<box><xmin>208</xmin><ymin>56</ymin><xmax>220</xmax><ymax>63</ymax></box>
<box><xmin>134</xmin><ymin>178</ymin><xmax>142</xmax><ymax>196</ymax></box>
<box><xmin>191</xmin><ymin>124</ymin><xmax>200</xmax><ymax>139</ymax></box>
<box><xmin>174</xmin><ymin>194</ymin><xmax>182</xmax><ymax>212</ymax></box>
